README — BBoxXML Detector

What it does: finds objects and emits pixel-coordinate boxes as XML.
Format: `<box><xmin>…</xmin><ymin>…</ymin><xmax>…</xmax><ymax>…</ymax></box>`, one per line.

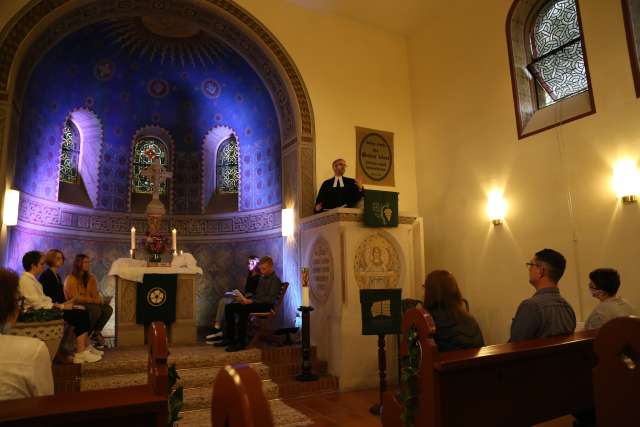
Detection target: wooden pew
<box><xmin>382</xmin><ymin>308</ymin><xmax>597</xmax><ymax>427</ymax></box>
<box><xmin>211</xmin><ymin>363</ymin><xmax>274</xmax><ymax>427</ymax></box>
<box><xmin>0</xmin><ymin>321</ymin><xmax>169</xmax><ymax>427</ymax></box>
<box><xmin>593</xmin><ymin>316</ymin><xmax>640</xmax><ymax>427</ymax></box>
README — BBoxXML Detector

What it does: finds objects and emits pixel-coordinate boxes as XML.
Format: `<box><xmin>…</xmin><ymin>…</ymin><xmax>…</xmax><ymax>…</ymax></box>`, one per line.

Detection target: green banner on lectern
<box><xmin>364</xmin><ymin>190</ymin><xmax>399</xmax><ymax>227</ymax></box>
<box><xmin>136</xmin><ymin>274</ymin><xmax>177</xmax><ymax>325</ymax></box>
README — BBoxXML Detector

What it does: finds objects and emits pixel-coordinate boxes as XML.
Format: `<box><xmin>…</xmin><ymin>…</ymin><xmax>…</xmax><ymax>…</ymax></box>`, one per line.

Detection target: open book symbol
<box><xmin>371</xmin><ymin>300</ymin><xmax>391</xmax><ymax>317</ymax></box>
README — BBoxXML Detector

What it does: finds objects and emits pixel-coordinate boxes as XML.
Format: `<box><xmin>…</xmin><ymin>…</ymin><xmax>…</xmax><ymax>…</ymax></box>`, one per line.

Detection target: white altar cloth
<box><xmin>107</xmin><ymin>253</ymin><xmax>203</xmax><ymax>283</ymax></box>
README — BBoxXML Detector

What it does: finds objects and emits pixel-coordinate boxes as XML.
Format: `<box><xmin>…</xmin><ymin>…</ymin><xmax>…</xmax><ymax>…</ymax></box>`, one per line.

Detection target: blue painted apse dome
<box><xmin>15</xmin><ymin>16</ymin><xmax>282</xmax><ymax>213</ymax></box>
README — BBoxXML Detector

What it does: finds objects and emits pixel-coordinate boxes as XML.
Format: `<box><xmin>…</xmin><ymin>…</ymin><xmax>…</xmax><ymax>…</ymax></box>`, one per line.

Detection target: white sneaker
<box><xmin>73</xmin><ymin>350</ymin><xmax>102</xmax><ymax>364</ymax></box>
<box><xmin>87</xmin><ymin>345</ymin><xmax>104</xmax><ymax>356</ymax></box>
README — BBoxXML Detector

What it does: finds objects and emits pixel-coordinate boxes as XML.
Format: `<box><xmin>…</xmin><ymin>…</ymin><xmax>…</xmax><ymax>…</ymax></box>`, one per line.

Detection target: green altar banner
<box><xmin>364</xmin><ymin>189</ymin><xmax>399</xmax><ymax>227</ymax></box>
<box><xmin>136</xmin><ymin>274</ymin><xmax>177</xmax><ymax>325</ymax></box>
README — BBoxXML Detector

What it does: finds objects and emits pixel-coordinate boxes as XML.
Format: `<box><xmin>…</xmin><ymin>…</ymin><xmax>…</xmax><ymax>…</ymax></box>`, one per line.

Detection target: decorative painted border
<box><xmin>300</xmin><ymin>208</ymin><xmax>418</xmax><ymax>231</ymax></box>
<box><xmin>18</xmin><ymin>192</ymin><xmax>281</xmax><ymax>236</ymax></box>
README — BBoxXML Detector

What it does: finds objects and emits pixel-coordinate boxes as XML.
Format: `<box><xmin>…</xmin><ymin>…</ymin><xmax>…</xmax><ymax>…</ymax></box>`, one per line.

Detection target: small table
<box><xmin>109</xmin><ymin>257</ymin><xmax>202</xmax><ymax>347</ymax></box>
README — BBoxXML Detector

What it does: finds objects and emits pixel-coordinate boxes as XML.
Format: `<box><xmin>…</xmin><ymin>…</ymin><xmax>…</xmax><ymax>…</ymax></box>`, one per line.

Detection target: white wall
<box><xmin>409</xmin><ymin>0</ymin><xmax>640</xmax><ymax>344</ymax></box>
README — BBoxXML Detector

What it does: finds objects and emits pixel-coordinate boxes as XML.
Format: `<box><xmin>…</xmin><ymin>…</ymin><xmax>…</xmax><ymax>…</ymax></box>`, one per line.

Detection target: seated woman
<box><xmin>19</xmin><ymin>250</ymin><xmax>101</xmax><ymax>364</ymax></box>
<box><xmin>0</xmin><ymin>268</ymin><xmax>54</xmax><ymax>400</ymax></box>
<box><xmin>64</xmin><ymin>254</ymin><xmax>113</xmax><ymax>347</ymax></box>
<box><xmin>423</xmin><ymin>270</ymin><xmax>484</xmax><ymax>352</ymax></box>
<box><xmin>585</xmin><ymin>268</ymin><xmax>637</xmax><ymax>330</ymax></box>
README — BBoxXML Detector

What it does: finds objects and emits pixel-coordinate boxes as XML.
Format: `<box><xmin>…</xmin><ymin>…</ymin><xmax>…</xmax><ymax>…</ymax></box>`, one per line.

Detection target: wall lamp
<box><xmin>3</xmin><ymin>189</ymin><xmax>20</xmax><ymax>226</ymax></box>
<box><xmin>612</xmin><ymin>158</ymin><xmax>640</xmax><ymax>203</ymax></box>
<box><xmin>487</xmin><ymin>190</ymin><xmax>507</xmax><ymax>226</ymax></box>
<box><xmin>282</xmin><ymin>208</ymin><xmax>294</xmax><ymax>237</ymax></box>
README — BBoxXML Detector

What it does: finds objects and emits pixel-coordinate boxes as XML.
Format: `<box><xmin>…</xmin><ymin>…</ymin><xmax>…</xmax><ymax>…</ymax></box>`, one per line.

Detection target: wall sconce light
<box><xmin>282</xmin><ymin>208</ymin><xmax>294</xmax><ymax>237</ymax></box>
<box><xmin>3</xmin><ymin>189</ymin><xmax>20</xmax><ymax>226</ymax></box>
<box><xmin>612</xmin><ymin>158</ymin><xmax>640</xmax><ymax>203</ymax></box>
<box><xmin>487</xmin><ymin>190</ymin><xmax>507</xmax><ymax>225</ymax></box>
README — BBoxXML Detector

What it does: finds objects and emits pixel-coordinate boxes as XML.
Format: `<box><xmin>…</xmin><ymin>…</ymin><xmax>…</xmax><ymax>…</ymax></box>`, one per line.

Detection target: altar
<box><xmin>108</xmin><ymin>256</ymin><xmax>203</xmax><ymax>347</ymax></box>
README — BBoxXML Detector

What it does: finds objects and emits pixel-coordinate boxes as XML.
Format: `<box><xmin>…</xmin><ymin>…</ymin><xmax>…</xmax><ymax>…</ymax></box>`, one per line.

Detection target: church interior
<box><xmin>0</xmin><ymin>0</ymin><xmax>638</xmax><ymax>426</ymax></box>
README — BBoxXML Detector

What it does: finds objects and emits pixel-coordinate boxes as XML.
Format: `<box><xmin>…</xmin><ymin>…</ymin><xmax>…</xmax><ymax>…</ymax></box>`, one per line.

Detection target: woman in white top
<box><xmin>0</xmin><ymin>267</ymin><xmax>54</xmax><ymax>400</ymax></box>
<box><xmin>18</xmin><ymin>250</ymin><xmax>102</xmax><ymax>364</ymax></box>
<box><xmin>585</xmin><ymin>268</ymin><xmax>637</xmax><ymax>330</ymax></box>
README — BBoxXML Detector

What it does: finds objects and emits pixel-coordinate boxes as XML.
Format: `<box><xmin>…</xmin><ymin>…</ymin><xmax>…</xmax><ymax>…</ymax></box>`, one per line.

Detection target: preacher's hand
<box><xmin>315</xmin><ymin>203</ymin><xmax>323</xmax><ymax>212</ymax></box>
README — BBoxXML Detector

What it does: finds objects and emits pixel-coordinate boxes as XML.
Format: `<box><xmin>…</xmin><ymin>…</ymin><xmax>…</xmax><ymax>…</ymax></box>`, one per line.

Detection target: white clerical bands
<box><xmin>332</xmin><ymin>176</ymin><xmax>345</xmax><ymax>188</ymax></box>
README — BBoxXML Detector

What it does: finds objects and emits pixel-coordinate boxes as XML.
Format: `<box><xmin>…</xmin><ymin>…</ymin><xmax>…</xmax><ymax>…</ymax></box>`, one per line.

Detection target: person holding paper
<box><xmin>206</xmin><ymin>255</ymin><xmax>260</xmax><ymax>343</ymax></box>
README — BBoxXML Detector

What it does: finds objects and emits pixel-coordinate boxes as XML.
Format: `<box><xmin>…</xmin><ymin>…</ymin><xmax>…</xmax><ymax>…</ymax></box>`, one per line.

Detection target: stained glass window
<box><xmin>216</xmin><ymin>135</ymin><xmax>239</xmax><ymax>193</ymax></box>
<box><xmin>132</xmin><ymin>137</ymin><xmax>168</xmax><ymax>194</ymax></box>
<box><xmin>528</xmin><ymin>0</ymin><xmax>587</xmax><ymax>108</ymax></box>
<box><xmin>60</xmin><ymin>120</ymin><xmax>80</xmax><ymax>184</ymax></box>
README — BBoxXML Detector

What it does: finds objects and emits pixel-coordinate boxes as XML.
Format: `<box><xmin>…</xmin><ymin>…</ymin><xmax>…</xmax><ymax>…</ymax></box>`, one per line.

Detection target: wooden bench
<box><xmin>593</xmin><ymin>316</ymin><xmax>640</xmax><ymax>427</ymax></box>
<box><xmin>211</xmin><ymin>363</ymin><xmax>275</xmax><ymax>427</ymax></box>
<box><xmin>382</xmin><ymin>307</ymin><xmax>598</xmax><ymax>427</ymax></box>
<box><xmin>248</xmin><ymin>282</ymin><xmax>289</xmax><ymax>347</ymax></box>
<box><xmin>0</xmin><ymin>321</ymin><xmax>169</xmax><ymax>427</ymax></box>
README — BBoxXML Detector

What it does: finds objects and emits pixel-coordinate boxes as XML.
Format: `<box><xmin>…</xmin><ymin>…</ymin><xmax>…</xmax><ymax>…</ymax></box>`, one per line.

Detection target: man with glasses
<box><xmin>314</xmin><ymin>158</ymin><xmax>364</xmax><ymax>213</ymax></box>
<box><xmin>510</xmin><ymin>248</ymin><xmax>576</xmax><ymax>342</ymax></box>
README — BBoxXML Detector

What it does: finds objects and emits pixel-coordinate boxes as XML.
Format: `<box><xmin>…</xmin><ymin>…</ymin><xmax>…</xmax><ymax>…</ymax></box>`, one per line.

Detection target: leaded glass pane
<box><xmin>60</xmin><ymin>121</ymin><xmax>79</xmax><ymax>184</ymax></box>
<box><xmin>532</xmin><ymin>0</ymin><xmax>581</xmax><ymax>58</ymax></box>
<box><xmin>216</xmin><ymin>136</ymin><xmax>239</xmax><ymax>194</ymax></box>
<box><xmin>132</xmin><ymin>137</ymin><xmax>168</xmax><ymax>194</ymax></box>
<box><xmin>529</xmin><ymin>0</ymin><xmax>587</xmax><ymax>106</ymax></box>
<box><xmin>529</xmin><ymin>40</ymin><xmax>587</xmax><ymax>103</ymax></box>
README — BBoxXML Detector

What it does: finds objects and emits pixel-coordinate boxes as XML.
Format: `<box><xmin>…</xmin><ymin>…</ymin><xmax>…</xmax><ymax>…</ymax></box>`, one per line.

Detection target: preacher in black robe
<box><xmin>314</xmin><ymin>158</ymin><xmax>364</xmax><ymax>213</ymax></box>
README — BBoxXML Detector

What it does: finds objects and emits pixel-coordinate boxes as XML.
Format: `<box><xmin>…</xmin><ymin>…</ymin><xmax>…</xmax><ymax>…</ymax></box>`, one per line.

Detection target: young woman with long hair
<box><xmin>64</xmin><ymin>254</ymin><xmax>113</xmax><ymax>348</ymax></box>
<box><xmin>423</xmin><ymin>270</ymin><xmax>484</xmax><ymax>352</ymax></box>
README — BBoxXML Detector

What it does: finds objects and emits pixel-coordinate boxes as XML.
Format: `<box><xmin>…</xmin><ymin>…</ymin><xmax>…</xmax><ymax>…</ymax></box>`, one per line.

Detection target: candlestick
<box><xmin>171</xmin><ymin>228</ymin><xmax>177</xmax><ymax>251</ymax></box>
<box><xmin>131</xmin><ymin>226</ymin><xmax>136</xmax><ymax>250</ymax></box>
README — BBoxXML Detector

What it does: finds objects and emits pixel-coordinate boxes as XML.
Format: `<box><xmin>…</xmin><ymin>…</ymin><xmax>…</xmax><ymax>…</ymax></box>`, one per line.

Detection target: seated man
<box><xmin>314</xmin><ymin>158</ymin><xmax>364</xmax><ymax>213</ymax></box>
<box><xmin>585</xmin><ymin>268</ymin><xmax>636</xmax><ymax>330</ymax></box>
<box><xmin>206</xmin><ymin>255</ymin><xmax>261</xmax><ymax>343</ymax></box>
<box><xmin>217</xmin><ymin>256</ymin><xmax>282</xmax><ymax>352</ymax></box>
<box><xmin>510</xmin><ymin>248</ymin><xmax>576</xmax><ymax>342</ymax></box>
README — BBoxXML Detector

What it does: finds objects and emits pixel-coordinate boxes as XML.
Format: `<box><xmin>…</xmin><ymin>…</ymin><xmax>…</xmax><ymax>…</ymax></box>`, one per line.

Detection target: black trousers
<box><xmin>63</xmin><ymin>309</ymin><xmax>90</xmax><ymax>337</ymax></box>
<box><xmin>224</xmin><ymin>302</ymin><xmax>272</xmax><ymax>343</ymax></box>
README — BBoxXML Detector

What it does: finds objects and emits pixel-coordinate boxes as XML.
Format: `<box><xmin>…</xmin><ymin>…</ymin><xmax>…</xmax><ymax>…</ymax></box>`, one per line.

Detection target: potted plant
<box><xmin>11</xmin><ymin>308</ymin><xmax>64</xmax><ymax>361</ymax></box>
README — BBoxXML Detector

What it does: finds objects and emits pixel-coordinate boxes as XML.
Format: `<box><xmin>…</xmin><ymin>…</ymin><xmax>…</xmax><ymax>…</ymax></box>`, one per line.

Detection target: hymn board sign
<box><xmin>356</xmin><ymin>126</ymin><xmax>395</xmax><ymax>187</ymax></box>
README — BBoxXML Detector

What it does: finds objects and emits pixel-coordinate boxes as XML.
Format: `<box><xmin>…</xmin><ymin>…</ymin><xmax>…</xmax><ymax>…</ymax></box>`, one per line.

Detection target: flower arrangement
<box><xmin>143</xmin><ymin>232</ymin><xmax>169</xmax><ymax>262</ymax></box>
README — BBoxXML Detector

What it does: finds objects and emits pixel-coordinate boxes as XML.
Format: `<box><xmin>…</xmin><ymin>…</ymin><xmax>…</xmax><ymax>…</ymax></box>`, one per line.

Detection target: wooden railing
<box><xmin>382</xmin><ymin>307</ymin><xmax>598</xmax><ymax>427</ymax></box>
<box><xmin>0</xmin><ymin>322</ymin><xmax>169</xmax><ymax>427</ymax></box>
<box><xmin>211</xmin><ymin>363</ymin><xmax>274</xmax><ymax>427</ymax></box>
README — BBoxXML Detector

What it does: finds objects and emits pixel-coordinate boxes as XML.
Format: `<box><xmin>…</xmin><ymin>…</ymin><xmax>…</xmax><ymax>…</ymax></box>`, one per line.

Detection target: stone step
<box><xmin>260</xmin><ymin>346</ymin><xmax>317</xmax><ymax>364</ymax></box>
<box><xmin>272</xmin><ymin>375</ymin><xmax>339</xmax><ymax>399</ymax></box>
<box><xmin>81</xmin><ymin>345</ymin><xmax>262</xmax><ymax>377</ymax></box>
<box><xmin>266</xmin><ymin>359</ymin><xmax>328</xmax><ymax>379</ymax></box>
<box><xmin>178</xmin><ymin>399</ymin><xmax>313</xmax><ymax>427</ymax></box>
<box><xmin>182</xmin><ymin>380</ymin><xmax>280</xmax><ymax>411</ymax></box>
<box><xmin>81</xmin><ymin>362</ymin><xmax>270</xmax><ymax>391</ymax></box>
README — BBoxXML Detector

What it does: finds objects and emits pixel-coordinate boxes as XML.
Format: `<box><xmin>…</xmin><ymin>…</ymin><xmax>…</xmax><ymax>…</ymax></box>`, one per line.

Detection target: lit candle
<box><xmin>301</xmin><ymin>267</ymin><xmax>310</xmax><ymax>307</ymax></box>
<box><xmin>129</xmin><ymin>249</ymin><xmax>133</xmax><ymax>258</ymax></box>
<box><xmin>131</xmin><ymin>227</ymin><xmax>136</xmax><ymax>250</ymax></box>
<box><xmin>302</xmin><ymin>286</ymin><xmax>310</xmax><ymax>307</ymax></box>
<box><xmin>180</xmin><ymin>250</ymin><xmax>184</xmax><ymax>255</ymax></box>
<box><xmin>171</xmin><ymin>228</ymin><xmax>177</xmax><ymax>251</ymax></box>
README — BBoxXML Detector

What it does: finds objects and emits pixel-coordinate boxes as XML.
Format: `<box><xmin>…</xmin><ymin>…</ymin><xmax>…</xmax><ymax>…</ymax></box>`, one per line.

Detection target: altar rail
<box><xmin>0</xmin><ymin>322</ymin><xmax>168</xmax><ymax>427</ymax></box>
<box><xmin>382</xmin><ymin>308</ymin><xmax>598</xmax><ymax>427</ymax></box>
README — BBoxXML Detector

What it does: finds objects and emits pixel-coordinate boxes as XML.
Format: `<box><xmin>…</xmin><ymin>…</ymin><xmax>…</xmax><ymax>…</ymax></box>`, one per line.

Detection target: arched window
<box><xmin>132</xmin><ymin>137</ymin><xmax>168</xmax><ymax>194</ymax></box>
<box><xmin>216</xmin><ymin>135</ymin><xmax>239</xmax><ymax>194</ymax></box>
<box><xmin>528</xmin><ymin>0</ymin><xmax>587</xmax><ymax>107</ymax></box>
<box><xmin>59</xmin><ymin>120</ymin><xmax>80</xmax><ymax>183</ymax></box>
<box><xmin>507</xmin><ymin>0</ymin><xmax>594</xmax><ymax>139</ymax></box>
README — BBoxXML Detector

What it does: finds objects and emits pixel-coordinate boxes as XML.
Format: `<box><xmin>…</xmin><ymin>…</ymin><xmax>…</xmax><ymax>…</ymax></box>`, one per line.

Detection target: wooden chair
<box><xmin>593</xmin><ymin>316</ymin><xmax>640</xmax><ymax>427</ymax></box>
<box><xmin>382</xmin><ymin>307</ymin><xmax>597</xmax><ymax>427</ymax></box>
<box><xmin>0</xmin><ymin>321</ymin><xmax>169</xmax><ymax>427</ymax></box>
<box><xmin>248</xmin><ymin>282</ymin><xmax>289</xmax><ymax>347</ymax></box>
<box><xmin>211</xmin><ymin>363</ymin><xmax>274</xmax><ymax>427</ymax></box>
